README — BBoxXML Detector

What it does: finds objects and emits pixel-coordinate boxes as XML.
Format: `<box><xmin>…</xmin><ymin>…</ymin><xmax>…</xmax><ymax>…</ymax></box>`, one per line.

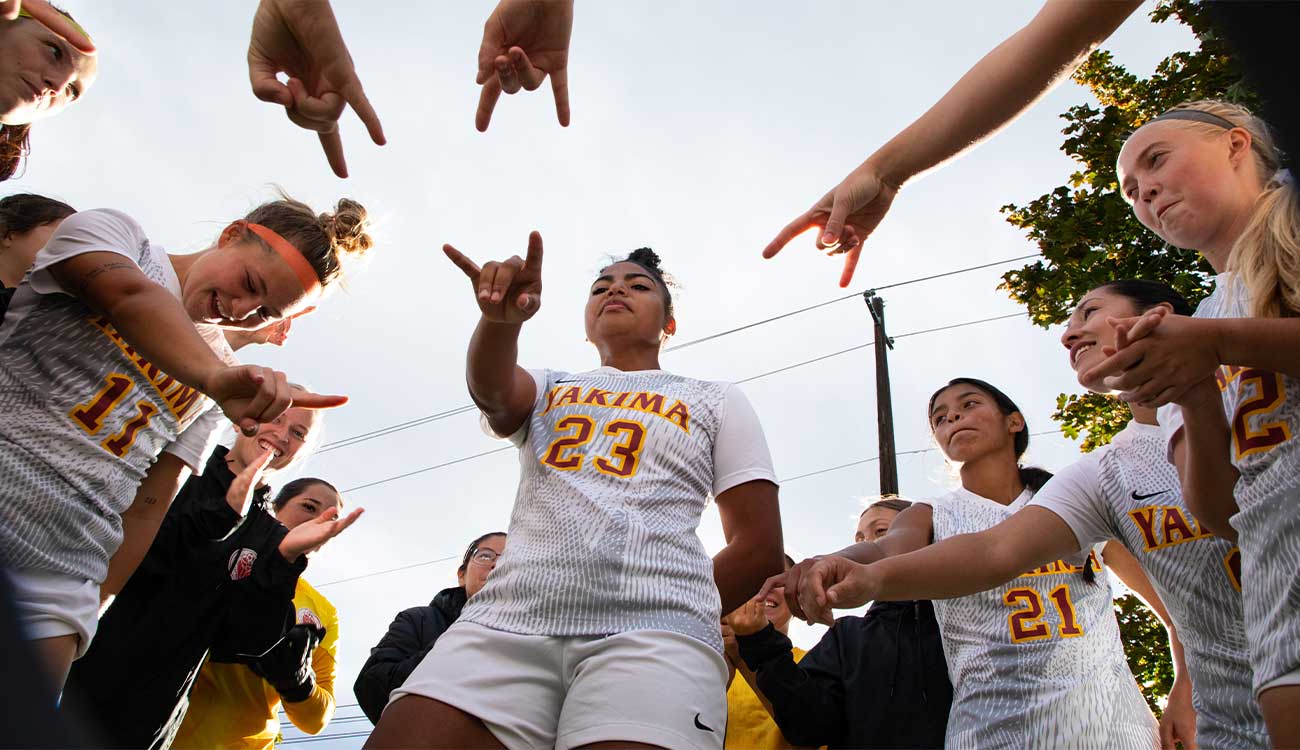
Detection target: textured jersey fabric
<box><xmin>0</xmin><ymin>209</ymin><xmax>234</xmax><ymax>583</ymax></box>
<box><xmin>460</xmin><ymin>367</ymin><xmax>777</xmax><ymax>653</ymax></box>
<box><xmin>1030</xmin><ymin>421</ymin><xmax>1266</xmax><ymax>748</ymax></box>
<box><xmin>923</xmin><ymin>487</ymin><xmax>1158</xmax><ymax>749</ymax></box>
<box><xmin>174</xmin><ymin>578</ymin><xmax>339</xmax><ymax>750</ymax></box>
<box><xmin>1159</xmin><ymin>273</ymin><xmax>1300</xmax><ymax>692</ymax></box>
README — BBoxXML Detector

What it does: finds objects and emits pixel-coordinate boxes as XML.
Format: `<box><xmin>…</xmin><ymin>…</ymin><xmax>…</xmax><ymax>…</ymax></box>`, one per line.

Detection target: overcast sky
<box><xmin>12</xmin><ymin>1</ymin><xmax>1195</xmax><ymax>744</ymax></box>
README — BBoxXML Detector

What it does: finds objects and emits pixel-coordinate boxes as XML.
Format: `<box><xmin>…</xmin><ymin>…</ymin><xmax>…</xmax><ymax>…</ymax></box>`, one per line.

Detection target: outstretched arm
<box><xmin>764</xmin><ymin>0</ymin><xmax>1141</xmax><ymax>286</ymax></box>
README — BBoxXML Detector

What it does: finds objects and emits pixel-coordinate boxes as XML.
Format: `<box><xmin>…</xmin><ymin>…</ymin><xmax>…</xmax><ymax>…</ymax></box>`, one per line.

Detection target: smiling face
<box><xmin>583</xmin><ymin>261</ymin><xmax>675</xmax><ymax>351</ymax></box>
<box><xmin>229</xmin><ymin>405</ymin><xmax>319</xmax><ymax>473</ymax></box>
<box><xmin>928</xmin><ymin>384</ymin><xmax>1023</xmax><ymax>464</ymax></box>
<box><xmin>458</xmin><ymin>534</ymin><xmax>506</xmax><ymax>599</ymax></box>
<box><xmin>274</xmin><ymin>482</ymin><xmax>342</xmax><ymax>531</ymax></box>
<box><xmin>1117</xmin><ymin>120</ymin><xmax>1262</xmax><ymax>256</ymax></box>
<box><xmin>855</xmin><ymin>506</ymin><xmax>900</xmax><ymax>543</ymax></box>
<box><xmin>179</xmin><ymin>224</ymin><xmax>315</xmax><ymax>330</ymax></box>
<box><xmin>0</xmin><ymin>16</ymin><xmax>96</xmax><ymax>125</ymax></box>
<box><xmin>1060</xmin><ymin>287</ymin><xmax>1148</xmax><ymax>391</ymax></box>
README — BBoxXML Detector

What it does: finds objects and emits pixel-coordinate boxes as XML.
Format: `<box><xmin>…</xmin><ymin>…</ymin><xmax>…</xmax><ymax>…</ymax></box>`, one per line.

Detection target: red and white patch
<box><xmin>228</xmin><ymin>548</ymin><xmax>257</xmax><ymax>581</ymax></box>
<box><xmin>298</xmin><ymin>608</ymin><xmax>322</xmax><ymax>629</ymax></box>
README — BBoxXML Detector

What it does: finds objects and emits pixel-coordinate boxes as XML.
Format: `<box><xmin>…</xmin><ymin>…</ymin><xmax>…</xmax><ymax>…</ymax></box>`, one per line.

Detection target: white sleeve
<box><xmin>712</xmin><ymin>384</ymin><xmax>778</xmax><ymax>496</ymax></box>
<box><xmin>1026</xmin><ymin>453</ymin><xmax>1113</xmax><ymax>552</ymax></box>
<box><xmin>1156</xmin><ymin>402</ymin><xmax>1185</xmax><ymax>465</ymax></box>
<box><xmin>163</xmin><ymin>404</ymin><xmax>229</xmax><ymax>472</ymax></box>
<box><xmin>26</xmin><ymin>209</ymin><xmax>148</xmax><ymax>296</ymax></box>
<box><xmin>479</xmin><ymin>368</ymin><xmax>545</xmax><ymax>445</ymax></box>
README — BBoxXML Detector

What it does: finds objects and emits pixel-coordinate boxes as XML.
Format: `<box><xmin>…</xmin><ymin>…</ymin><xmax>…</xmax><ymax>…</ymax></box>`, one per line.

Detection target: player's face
<box><xmin>231</xmin><ymin>405</ymin><xmax>319</xmax><ymax>472</ymax></box>
<box><xmin>855</xmin><ymin>506</ymin><xmax>900</xmax><ymax>542</ymax></box>
<box><xmin>1061</xmin><ymin>288</ymin><xmax>1141</xmax><ymax>392</ymax></box>
<box><xmin>180</xmin><ymin>232</ymin><xmax>314</xmax><ymax>331</ymax></box>
<box><xmin>0</xmin><ymin>17</ymin><xmax>96</xmax><ymax>125</ymax></box>
<box><xmin>3</xmin><ymin>217</ymin><xmax>63</xmax><ymax>276</ymax></box>
<box><xmin>929</xmin><ymin>386</ymin><xmax>1023</xmax><ymax>463</ymax></box>
<box><xmin>584</xmin><ymin>262</ymin><xmax>672</xmax><ymax>348</ymax></box>
<box><xmin>459</xmin><ymin>534</ymin><xmax>506</xmax><ymax>599</ymax></box>
<box><xmin>762</xmin><ymin>581</ymin><xmax>793</xmax><ymax>631</ymax></box>
<box><xmin>275</xmin><ymin>483</ymin><xmax>342</xmax><ymax>531</ymax></box>
<box><xmin>1118</xmin><ymin>121</ymin><xmax>1259</xmax><ymax>253</ymax></box>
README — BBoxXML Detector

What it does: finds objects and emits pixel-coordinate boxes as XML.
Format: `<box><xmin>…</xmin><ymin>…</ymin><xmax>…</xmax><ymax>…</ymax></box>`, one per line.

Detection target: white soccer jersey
<box><xmin>1029</xmin><ymin>421</ymin><xmax>1266</xmax><ymax>748</ymax></box>
<box><xmin>0</xmin><ymin>209</ymin><xmax>234</xmax><ymax>583</ymax></box>
<box><xmin>1158</xmin><ymin>273</ymin><xmax>1300</xmax><ymax>692</ymax></box>
<box><xmin>923</xmin><ymin>487</ymin><xmax>1158</xmax><ymax>750</ymax></box>
<box><xmin>459</xmin><ymin>367</ymin><xmax>778</xmax><ymax>653</ymax></box>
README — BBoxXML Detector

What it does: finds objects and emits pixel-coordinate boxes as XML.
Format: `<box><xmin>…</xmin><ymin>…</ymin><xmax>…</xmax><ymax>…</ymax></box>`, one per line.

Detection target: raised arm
<box><xmin>443</xmin><ymin>232</ymin><xmax>544</xmax><ymax>436</ymax></box>
<box><xmin>764</xmin><ymin>0</ymin><xmax>1141</xmax><ymax>286</ymax></box>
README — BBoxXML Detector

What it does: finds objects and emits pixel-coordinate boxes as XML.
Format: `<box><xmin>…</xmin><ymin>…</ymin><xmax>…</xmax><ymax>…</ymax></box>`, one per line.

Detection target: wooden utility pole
<box><xmin>865</xmin><ymin>291</ymin><xmax>899</xmax><ymax>495</ymax></box>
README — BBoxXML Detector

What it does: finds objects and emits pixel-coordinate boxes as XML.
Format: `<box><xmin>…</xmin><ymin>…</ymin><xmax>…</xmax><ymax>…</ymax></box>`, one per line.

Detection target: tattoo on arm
<box><xmin>74</xmin><ymin>261</ymin><xmax>137</xmax><ymax>297</ymax></box>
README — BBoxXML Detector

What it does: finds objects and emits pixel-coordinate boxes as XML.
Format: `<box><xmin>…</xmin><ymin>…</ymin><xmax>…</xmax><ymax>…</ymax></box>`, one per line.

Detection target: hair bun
<box><xmin>320</xmin><ymin>198</ymin><xmax>373</xmax><ymax>259</ymax></box>
<box><xmin>627</xmin><ymin>247</ymin><xmax>662</xmax><ymax>274</ymax></box>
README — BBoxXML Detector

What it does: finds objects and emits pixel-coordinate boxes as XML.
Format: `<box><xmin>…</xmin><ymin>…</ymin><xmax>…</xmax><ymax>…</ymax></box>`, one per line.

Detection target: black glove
<box><xmin>247</xmin><ymin>623</ymin><xmax>325</xmax><ymax>703</ymax></box>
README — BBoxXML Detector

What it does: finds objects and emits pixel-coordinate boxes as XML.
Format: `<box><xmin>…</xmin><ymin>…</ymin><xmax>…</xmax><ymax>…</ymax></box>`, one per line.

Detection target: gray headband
<box><xmin>1145</xmin><ymin>109</ymin><xmax>1240</xmax><ymax>130</ymax></box>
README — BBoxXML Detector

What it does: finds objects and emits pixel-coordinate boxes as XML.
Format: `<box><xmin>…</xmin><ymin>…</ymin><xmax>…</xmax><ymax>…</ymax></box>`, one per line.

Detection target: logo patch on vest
<box><xmin>228</xmin><ymin>548</ymin><xmax>257</xmax><ymax>580</ymax></box>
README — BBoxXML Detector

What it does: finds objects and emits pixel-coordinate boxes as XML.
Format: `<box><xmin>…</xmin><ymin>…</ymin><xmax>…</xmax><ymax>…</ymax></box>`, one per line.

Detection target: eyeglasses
<box><xmin>468</xmin><ymin>548</ymin><xmax>501</xmax><ymax>566</ymax></box>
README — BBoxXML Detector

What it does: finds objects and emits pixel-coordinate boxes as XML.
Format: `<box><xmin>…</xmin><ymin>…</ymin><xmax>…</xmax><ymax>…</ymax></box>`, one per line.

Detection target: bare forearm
<box><xmin>101</xmin><ymin>455</ymin><xmax>190</xmax><ymax>601</ymax></box>
<box><xmin>103</xmin><ymin>285</ymin><xmax>225</xmax><ymax>392</ymax></box>
<box><xmin>714</xmin><ymin>539</ymin><xmax>783</xmax><ymax>615</ymax></box>
<box><xmin>868</xmin><ymin>0</ymin><xmax>1139</xmax><ymax>188</ymax></box>
<box><xmin>1211</xmin><ymin>317</ymin><xmax>1300</xmax><ymax>378</ymax></box>
<box><xmin>1178</xmin><ymin>403</ymin><xmax>1239</xmax><ymax>539</ymax></box>
<box><xmin>870</xmin><ymin>533</ymin><xmax>1026</xmax><ymax>601</ymax></box>
<box><xmin>466</xmin><ymin>318</ymin><xmax>525</xmax><ymax>417</ymax></box>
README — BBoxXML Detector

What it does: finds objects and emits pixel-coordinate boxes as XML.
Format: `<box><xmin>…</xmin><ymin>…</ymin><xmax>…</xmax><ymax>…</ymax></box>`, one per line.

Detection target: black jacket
<box><xmin>736</xmin><ymin>599</ymin><xmax>952</xmax><ymax>749</ymax></box>
<box><xmin>354</xmin><ymin>586</ymin><xmax>468</xmax><ymax>724</ymax></box>
<box><xmin>61</xmin><ymin>446</ymin><xmax>304</xmax><ymax>749</ymax></box>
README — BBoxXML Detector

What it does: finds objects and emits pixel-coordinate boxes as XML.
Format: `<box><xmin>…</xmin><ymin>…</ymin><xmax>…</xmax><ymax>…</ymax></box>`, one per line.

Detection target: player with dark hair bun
<box><xmin>367</xmin><ymin>233</ymin><xmax>784</xmax><ymax>750</ymax></box>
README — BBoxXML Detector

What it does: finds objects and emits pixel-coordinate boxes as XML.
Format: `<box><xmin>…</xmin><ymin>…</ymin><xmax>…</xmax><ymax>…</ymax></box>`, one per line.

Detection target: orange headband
<box><xmin>245</xmin><ymin>222</ymin><xmax>322</xmax><ymax>300</ymax></box>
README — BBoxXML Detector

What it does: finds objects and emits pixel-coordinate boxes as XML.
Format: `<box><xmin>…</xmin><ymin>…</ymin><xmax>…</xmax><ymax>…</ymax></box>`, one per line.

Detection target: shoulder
<box><xmin>55</xmin><ymin>209</ymin><xmax>148</xmax><ymax>245</ymax></box>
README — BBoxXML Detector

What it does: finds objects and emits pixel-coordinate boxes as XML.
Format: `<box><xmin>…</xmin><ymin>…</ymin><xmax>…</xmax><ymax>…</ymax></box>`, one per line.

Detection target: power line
<box><xmin>315</xmin><ymin>554</ymin><xmax>460</xmax><ymax>588</ymax></box>
<box><xmin>341</xmin><ymin>446</ymin><xmax>513</xmax><ymax>494</ymax></box>
<box><xmin>664</xmin><ymin>253</ymin><xmax>1036</xmax><ymax>353</ymax></box>
<box><xmin>314</xmin><ymin>255</ymin><xmax>1038</xmax><ymax>453</ymax></box>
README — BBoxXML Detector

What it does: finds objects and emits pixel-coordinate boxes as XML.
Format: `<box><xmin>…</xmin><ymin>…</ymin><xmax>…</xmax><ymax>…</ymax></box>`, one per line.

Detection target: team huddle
<box><xmin>1</xmin><ymin>0</ymin><xmax>1298</xmax><ymax>748</ymax></box>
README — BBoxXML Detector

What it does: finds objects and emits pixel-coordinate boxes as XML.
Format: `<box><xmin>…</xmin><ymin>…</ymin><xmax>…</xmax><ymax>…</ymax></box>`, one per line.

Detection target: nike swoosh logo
<box><xmin>1131</xmin><ymin>490</ymin><xmax>1170</xmax><ymax>501</ymax></box>
<box><xmin>693</xmin><ymin>713</ymin><xmax>714</xmax><ymax>733</ymax></box>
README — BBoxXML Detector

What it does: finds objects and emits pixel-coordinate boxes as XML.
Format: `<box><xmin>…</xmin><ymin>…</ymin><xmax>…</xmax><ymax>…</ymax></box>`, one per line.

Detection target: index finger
<box><xmin>550</xmin><ymin>66</ymin><xmax>570</xmax><ymax>127</ymax></box>
<box><xmin>762</xmin><ymin>212</ymin><xmax>819</xmax><ymax>260</ymax></box>
<box><xmin>340</xmin><ymin>79</ymin><xmax>386</xmax><ymax>146</ymax></box>
<box><xmin>290</xmin><ymin>391</ymin><xmax>349</xmax><ymax>409</ymax></box>
<box><xmin>523</xmin><ymin>231</ymin><xmax>544</xmax><ymax>272</ymax></box>
<box><xmin>22</xmin><ymin>0</ymin><xmax>95</xmax><ymax>54</ymax></box>
<box><xmin>331</xmin><ymin>507</ymin><xmax>365</xmax><ymax>536</ymax></box>
<box><xmin>838</xmin><ymin>244</ymin><xmax>864</xmax><ymax>289</ymax></box>
<box><xmin>755</xmin><ymin>571</ymin><xmax>785</xmax><ymax>602</ymax></box>
<box><xmin>443</xmin><ymin>244</ymin><xmax>481</xmax><ymax>279</ymax></box>
<box><xmin>475</xmin><ymin>76</ymin><xmax>503</xmax><ymax>133</ymax></box>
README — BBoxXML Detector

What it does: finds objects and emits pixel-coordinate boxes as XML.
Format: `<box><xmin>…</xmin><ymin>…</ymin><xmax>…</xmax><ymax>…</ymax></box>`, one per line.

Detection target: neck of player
<box><xmin>1128</xmin><ymin>402</ymin><xmax>1157</xmax><ymax>426</ymax></box>
<box><xmin>958</xmin><ymin>444</ymin><xmax>1025</xmax><ymax>506</ymax></box>
<box><xmin>595</xmin><ymin>337</ymin><xmax>662</xmax><ymax>372</ymax></box>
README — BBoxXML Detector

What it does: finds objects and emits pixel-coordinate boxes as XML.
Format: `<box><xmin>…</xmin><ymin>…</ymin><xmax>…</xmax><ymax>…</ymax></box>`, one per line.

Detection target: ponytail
<box><xmin>1017</xmin><ymin>466</ymin><xmax>1054</xmax><ymax>494</ymax></box>
<box><xmin>1230</xmin><ymin>175</ymin><xmax>1300</xmax><ymax>318</ymax></box>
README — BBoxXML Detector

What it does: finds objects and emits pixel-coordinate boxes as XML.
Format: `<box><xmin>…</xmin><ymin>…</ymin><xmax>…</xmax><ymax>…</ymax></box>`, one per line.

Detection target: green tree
<box><xmin>998</xmin><ymin>0</ymin><xmax>1259</xmax><ymax>712</ymax></box>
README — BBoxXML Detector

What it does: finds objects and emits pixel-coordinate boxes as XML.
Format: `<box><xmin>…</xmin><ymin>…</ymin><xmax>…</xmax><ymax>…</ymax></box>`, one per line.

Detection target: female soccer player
<box><xmin>0</xmin><ymin>191</ymin><xmax>74</xmax><ymax>312</ymax></box>
<box><xmin>367</xmin><ymin>234</ymin><xmax>784</xmax><ymax>750</ymax></box>
<box><xmin>769</xmin><ymin>378</ymin><xmax>1158</xmax><ymax>748</ymax></box>
<box><xmin>780</xmin><ymin>280</ymin><xmax>1268</xmax><ymax>748</ymax></box>
<box><xmin>355</xmin><ymin>531</ymin><xmax>508</xmax><ymax>725</ymax></box>
<box><xmin>0</xmin><ymin>0</ymin><xmax>96</xmax><ymax>179</ymax></box>
<box><xmin>62</xmin><ymin>394</ymin><xmax>360</xmax><ymax>748</ymax></box>
<box><xmin>1084</xmin><ymin>100</ymin><xmax>1300</xmax><ymax>746</ymax></box>
<box><xmin>171</xmin><ymin>478</ymin><xmax>355</xmax><ymax>750</ymax></box>
<box><xmin>0</xmin><ymin>194</ymin><xmax>366</xmax><ymax>686</ymax></box>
